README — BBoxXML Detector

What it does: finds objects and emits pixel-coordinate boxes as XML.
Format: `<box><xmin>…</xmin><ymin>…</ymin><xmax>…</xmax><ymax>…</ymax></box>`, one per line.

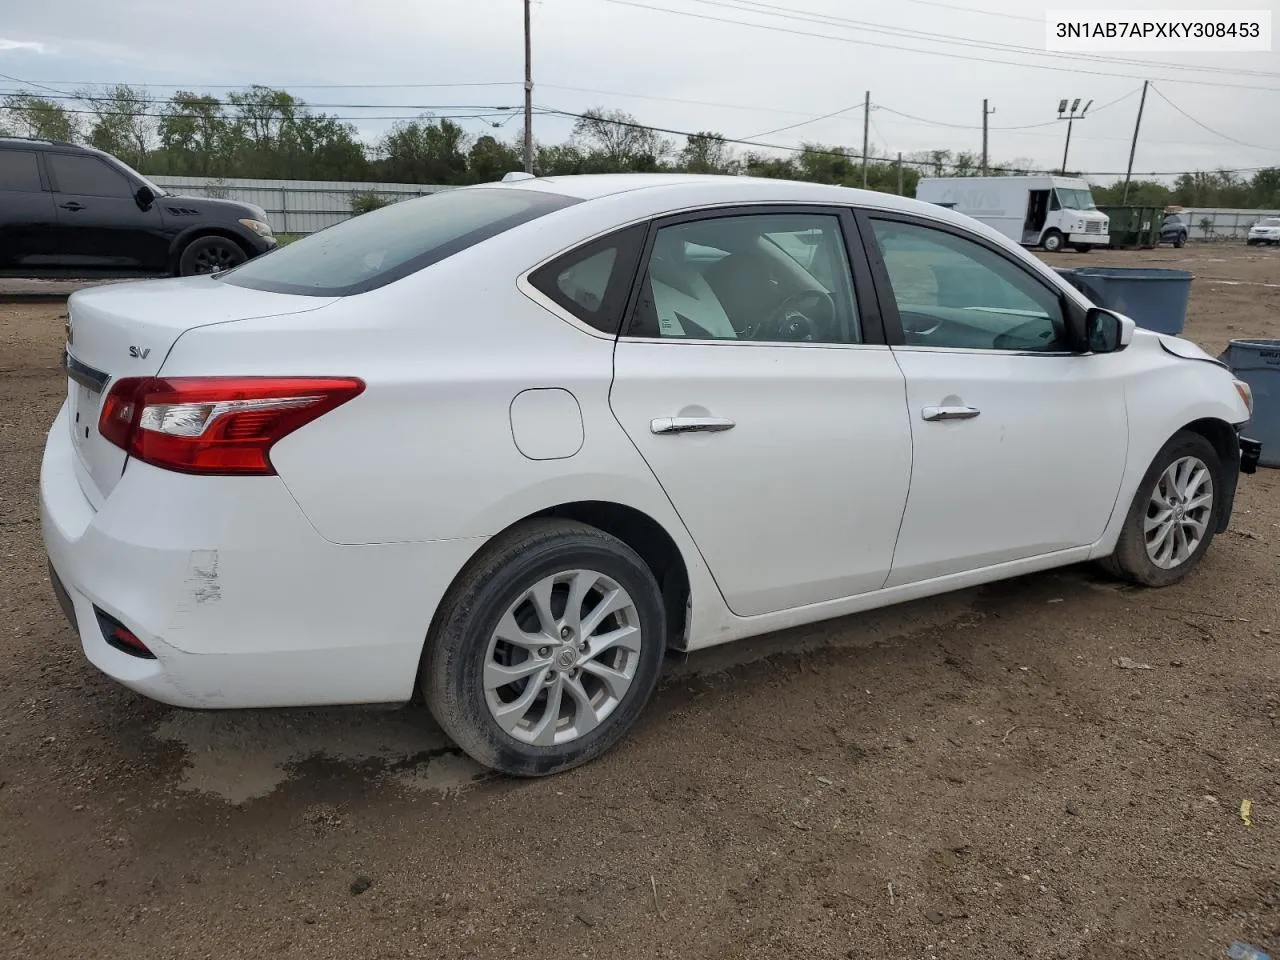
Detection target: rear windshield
<box><xmin>220</xmin><ymin>187</ymin><xmax>578</xmax><ymax>296</ymax></box>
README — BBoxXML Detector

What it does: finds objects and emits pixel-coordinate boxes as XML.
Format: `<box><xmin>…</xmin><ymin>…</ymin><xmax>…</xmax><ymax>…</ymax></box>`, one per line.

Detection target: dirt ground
<box><xmin>1</xmin><ymin>245</ymin><xmax>1278</xmax><ymax>960</ymax></box>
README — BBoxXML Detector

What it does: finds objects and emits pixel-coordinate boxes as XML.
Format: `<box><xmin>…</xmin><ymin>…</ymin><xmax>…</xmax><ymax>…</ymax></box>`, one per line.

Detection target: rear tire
<box><xmin>1042</xmin><ymin>230</ymin><xmax>1065</xmax><ymax>253</ymax></box>
<box><xmin>1071</xmin><ymin>244</ymin><xmax>1092</xmax><ymax>253</ymax></box>
<box><xmin>1102</xmin><ymin>431</ymin><xmax>1223</xmax><ymax>588</ymax></box>
<box><xmin>178</xmin><ymin>236</ymin><xmax>247</xmax><ymax>276</ymax></box>
<box><xmin>422</xmin><ymin>519</ymin><xmax>667</xmax><ymax>777</ymax></box>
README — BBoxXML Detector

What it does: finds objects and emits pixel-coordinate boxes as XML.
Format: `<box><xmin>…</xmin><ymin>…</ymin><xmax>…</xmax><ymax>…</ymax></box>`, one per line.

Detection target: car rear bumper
<box><xmin>40</xmin><ymin>400</ymin><xmax>484</xmax><ymax>709</ymax></box>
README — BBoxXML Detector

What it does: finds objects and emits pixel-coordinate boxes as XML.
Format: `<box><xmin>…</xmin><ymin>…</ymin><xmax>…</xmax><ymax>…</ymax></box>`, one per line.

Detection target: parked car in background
<box><xmin>1159</xmin><ymin>213</ymin><xmax>1188</xmax><ymax>247</ymax></box>
<box><xmin>0</xmin><ymin>137</ymin><xmax>276</xmax><ymax>278</ymax></box>
<box><xmin>1247</xmin><ymin>217</ymin><xmax>1280</xmax><ymax>246</ymax></box>
<box><xmin>41</xmin><ymin>173</ymin><xmax>1260</xmax><ymax>778</ymax></box>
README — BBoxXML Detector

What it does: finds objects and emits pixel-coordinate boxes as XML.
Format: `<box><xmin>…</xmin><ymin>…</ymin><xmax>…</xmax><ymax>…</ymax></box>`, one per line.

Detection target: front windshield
<box><xmin>1055</xmin><ymin>188</ymin><xmax>1097</xmax><ymax>211</ymax></box>
<box><xmin>1259</xmin><ymin>218</ymin><xmax>1280</xmax><ymax>227</ymax></box>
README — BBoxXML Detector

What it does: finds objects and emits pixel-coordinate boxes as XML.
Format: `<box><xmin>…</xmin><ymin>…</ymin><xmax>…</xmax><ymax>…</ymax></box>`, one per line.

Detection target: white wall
<box><xmin>145</xmin><ymin>175</ymin><xmax>456</xmax><ymax>234</ymax></box>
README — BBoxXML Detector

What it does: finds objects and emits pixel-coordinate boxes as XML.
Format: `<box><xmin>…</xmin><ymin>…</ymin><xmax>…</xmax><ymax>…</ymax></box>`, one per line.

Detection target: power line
<box><xmin>874</xmin><ymin>89</ymin><xmax>1138</xmax><ymax>132</ymax></box>
<box><xmin>740</xmin><ymin>101</ymin><xmax>864</xmax><ymax>140</ymax></box>
<box><xmin>1149</xmin><ymin>84</ymin><xmax>1280</xmax><ymax>154</ymax></box>
<box><xmin>538</xmin><ymin>104</ymin><xmax>1278</xmax><ymax>177</ymax></box>
<box><xmin>598</xmin><ymin>0</ymin><xmax>1280</xmax><ymax>93</ymax></box>
<box><xmin>0</xmin><ymin>89</ymin><xmax>521</xmax><ymax>112</ymax></box>
<box><xmin>680</xmin><ymin>0</ymin><xmax>1280</xmax><ymax>80</ymax></box>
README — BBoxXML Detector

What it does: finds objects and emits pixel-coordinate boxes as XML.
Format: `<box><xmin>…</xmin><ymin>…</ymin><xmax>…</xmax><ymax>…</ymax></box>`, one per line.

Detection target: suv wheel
<box><xmin>178</xmin><ymin>236</ymin><xmax>247</xmax><ymax>276</ymax></box>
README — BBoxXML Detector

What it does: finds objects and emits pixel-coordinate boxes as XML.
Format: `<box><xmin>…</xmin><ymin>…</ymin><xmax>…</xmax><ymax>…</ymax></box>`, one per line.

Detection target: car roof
<box><xmin>486</xmin><ymin>171</ymin><xmax>944</xmax><ymax>216</ymax></box>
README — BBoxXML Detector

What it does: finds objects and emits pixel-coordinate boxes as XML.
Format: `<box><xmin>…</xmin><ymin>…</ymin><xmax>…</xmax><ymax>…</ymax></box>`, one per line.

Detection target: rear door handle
<box><xmin>922</xmin><ymin>405</ymin><xmax>981</xmax><ymax>421</ymax></box>
<box><xmin>59</xmin><ymin>202</ymin><xmax>84</xmax><ymax>212</ymax></box>
<box><xmin>650</xmin><ymin>416</ymin><xmax>736</xmax><ymax>435</ymax></box>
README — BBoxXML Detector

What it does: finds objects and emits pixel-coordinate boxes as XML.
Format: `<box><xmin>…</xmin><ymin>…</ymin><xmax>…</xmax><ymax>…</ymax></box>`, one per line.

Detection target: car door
<box><xmin>0</xmin><ymin>148</ymin><xmax>57</xmax><ymax>271</ymax></box>
<box><xmin>45</xmin><ymin>152</ymin><xmax>167</xmax><ymax>271</ymax></box>
<box><xmin>859</xmin><ymin>212</ymin><xmax>1129</xmax><ymax>587</ymax></box>
<box><xmin>608</xmin><ymin>206</ymin><xmax>913</xmax><ymax>618</ymax></box>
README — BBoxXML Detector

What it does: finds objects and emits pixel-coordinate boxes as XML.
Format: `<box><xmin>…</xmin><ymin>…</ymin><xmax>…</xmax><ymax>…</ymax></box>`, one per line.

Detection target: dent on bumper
<box><xmin>40</xmin><ymin>404</ymin><xmax>486</xmax><ymax>709</ymax></box>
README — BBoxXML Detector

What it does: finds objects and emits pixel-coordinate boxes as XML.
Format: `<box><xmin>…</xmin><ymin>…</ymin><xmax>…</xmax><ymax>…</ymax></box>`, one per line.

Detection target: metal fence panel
<box><xmin>1180</xmin><ymin>207</ymin><xmax>1280</xmax><ymax>242</ymax></box>
<box><xmin>145</xmin><ymin>175</ymin><xmax>456</xmax><ymax>234</ymax></box>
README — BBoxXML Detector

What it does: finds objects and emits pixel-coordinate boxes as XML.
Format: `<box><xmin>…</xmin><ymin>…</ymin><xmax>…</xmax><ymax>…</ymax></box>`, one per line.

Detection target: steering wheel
<box><xmin>743</xmin><ymin>290</ymin><xmax>836</xmax><ymax>342</ymax></box>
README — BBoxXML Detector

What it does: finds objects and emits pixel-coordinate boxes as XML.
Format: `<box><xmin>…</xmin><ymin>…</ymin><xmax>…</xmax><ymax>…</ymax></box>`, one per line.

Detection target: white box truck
<box><xmin>914</xmin><ymin>175</ymin><xmax>1110</xmax><ymax>253</ymax></box>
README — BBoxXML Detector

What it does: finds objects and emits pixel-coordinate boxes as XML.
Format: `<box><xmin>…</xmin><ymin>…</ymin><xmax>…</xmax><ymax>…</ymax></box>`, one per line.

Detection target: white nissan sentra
<box><xmin>41</xmin><ymin>173</ymin><xmax>1262</xmax><ymax>776</ymax></box>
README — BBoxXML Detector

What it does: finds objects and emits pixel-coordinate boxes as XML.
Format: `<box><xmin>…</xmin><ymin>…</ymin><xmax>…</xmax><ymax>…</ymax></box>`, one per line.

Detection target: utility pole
<box><xmin>1122</xmin><ymin>81</ymin><xmax>1149</xmax><ymax>203</ymax></box>
<box><xmin>523</xmin><ymin>0</ymin><xmax>534</xmax><ymax>174</ymax></box>
<box><xmin>1057</xmin><ymin>97</ymin><xmax>1092</xmax><ymax>175</ymax></box>
<box><xmin>896</xmin><ymin>152</ymin><xmax>903</xmax><ymax>195</ymax></box>
<box><xmin>981</xmin><ymin>99</ymin><xmax>995</xmax><ymax>176</ymax></box>
<box><xmin>862</xmin><ymin>91</ymin><xmax>870</xmax><ymax>188</ymax></box>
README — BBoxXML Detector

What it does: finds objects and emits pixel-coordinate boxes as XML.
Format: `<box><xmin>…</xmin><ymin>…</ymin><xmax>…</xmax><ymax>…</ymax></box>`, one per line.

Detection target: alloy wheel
<box><xmin>1144</xmin><ymin>455</ymin><xmax>1213</xmax><ymax>569</ymax></box>
<box><xmin>483</xmin><ymin>569</ymin><xmax>642</xmax><ymax>746</ymax></box>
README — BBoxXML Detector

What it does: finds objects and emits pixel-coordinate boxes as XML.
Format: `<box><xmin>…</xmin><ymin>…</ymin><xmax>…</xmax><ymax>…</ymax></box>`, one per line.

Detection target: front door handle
<box><xmin>922</xmin><ymin>405</ymin><xmax>981</xmax><ymax>422</ymax></box>
<box><xmin>59</xmin><ymin>202</ymin><xmax>84</xmax><ymax>212</ymax></box>
<box><xmin>650</xmin><ymin>416</ymin><xmax>736</xmax><ymax>435</ymax></box>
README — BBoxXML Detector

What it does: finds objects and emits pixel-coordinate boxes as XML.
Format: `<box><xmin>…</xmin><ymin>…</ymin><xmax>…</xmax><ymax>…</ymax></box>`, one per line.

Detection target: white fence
<box><xmin>1179</xmin><ymin>207</ymin><xmax>1280</xmax><ymax>242</ymax></box>
<box><xmin>145</xmin><ymin>175</ymin><xmax>454</xmax><ymax>235</ymax></box>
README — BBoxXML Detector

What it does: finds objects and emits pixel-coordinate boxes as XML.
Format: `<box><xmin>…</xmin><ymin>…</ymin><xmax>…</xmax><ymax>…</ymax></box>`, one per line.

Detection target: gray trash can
<box><xmin>1055</xmin><ymin>267</ymin><xmax>1192</xmax><ymax>336</ymax></box>
<box><xmin>1219</xmin><ymin>339</ymin><xmax>1280</xmax><ymax>468</ymax></box>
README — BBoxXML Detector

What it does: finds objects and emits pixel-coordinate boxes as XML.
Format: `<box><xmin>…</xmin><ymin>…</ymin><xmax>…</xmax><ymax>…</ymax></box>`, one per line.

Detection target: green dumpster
<box><xmin>1097</xmin><ymin>205</ymin><xmax>1162</xmax><ymax>249</ymax></box>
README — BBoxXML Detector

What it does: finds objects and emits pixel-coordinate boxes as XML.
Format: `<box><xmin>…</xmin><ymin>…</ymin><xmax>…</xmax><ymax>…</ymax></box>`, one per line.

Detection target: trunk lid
<box><xmin>64</xmin><ymin>275</ymin><xmax>337</xmax><ymax>505</ymax></box>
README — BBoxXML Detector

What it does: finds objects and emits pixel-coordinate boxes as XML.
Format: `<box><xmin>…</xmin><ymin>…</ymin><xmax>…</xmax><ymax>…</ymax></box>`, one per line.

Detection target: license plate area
<box><xmin>64</xmin><ymin>351</ymin><xmax>109</xmax><ymax>457</ymax></box>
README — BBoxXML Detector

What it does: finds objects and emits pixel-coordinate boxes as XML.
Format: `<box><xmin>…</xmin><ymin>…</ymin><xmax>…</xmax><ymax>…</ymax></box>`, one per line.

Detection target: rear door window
<box><xmin>222</xmin><ymin>187</ymin><xmax>579</xmax><ymax>296</ymax></box>
<box><xmin>0</xmin><ymin>150</ymin><xmax>42</xmax><ymax>192</ymax></box>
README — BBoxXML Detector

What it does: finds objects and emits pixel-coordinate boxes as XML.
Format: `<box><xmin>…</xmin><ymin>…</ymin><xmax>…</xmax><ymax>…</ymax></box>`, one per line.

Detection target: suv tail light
<box><xmin>99</xmin><ymin>376</ymin><xmax>364</xmax><ymax>475</ymax></box>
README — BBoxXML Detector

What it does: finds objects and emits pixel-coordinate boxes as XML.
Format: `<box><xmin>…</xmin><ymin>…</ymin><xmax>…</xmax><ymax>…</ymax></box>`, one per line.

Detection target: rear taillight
<box><xmin>98</xmin><ymin>376</ymin><xmax>364</xmax><ymax>475</ymax></box>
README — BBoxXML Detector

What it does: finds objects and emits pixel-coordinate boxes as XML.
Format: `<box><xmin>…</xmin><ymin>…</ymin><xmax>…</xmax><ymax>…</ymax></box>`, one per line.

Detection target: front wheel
<box><xmin>1071</xmin><ymin>244</ymin><xmax>1093</xmax><ymax>253</ymax></box>
<box><xmin>1174</xmin><ymin>234</ymin><xmax>1186</xmax><ymax>248</ymax></box>
<box><xmin>422</xmin><ymin>519</ymin><xmax>667</xmax><ymax>777</ymax></box>
<box><xmin>1041</xmin><ymin>229</ymin><xmax>1065</xmax><ymax>253</ymax></box>
<box><xmin>1103</xmin><ymin>431</ymin><xmax>1223</xmax><ymax>587</ymax></box>
<box><xmin>178</xmin><ymin>236</ymin><xmax>247</xmax><ymax>276</ymax></box>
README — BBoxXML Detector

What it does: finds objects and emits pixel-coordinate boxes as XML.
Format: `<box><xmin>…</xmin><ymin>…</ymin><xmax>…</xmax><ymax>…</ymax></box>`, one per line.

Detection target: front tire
<box><xmin>1174</xmin><ymin>233</ymin><xmax>1186</xmax><ymax>248</ymax></box>
<box><xmin>1042</xmin><ymin>229</ymin><xmax>1065</xmax><ymax>253</ymax></box>
<box><xmin>178</xmin><ymin>236</ymin><xmax>247</xmax><ymax>276</ymax></box>
<box><xmin>1071</xmin><ymin>244</ymin><xmax>1092</xmax><ymax>253</ymax></box>
<box><xmin>1103</xmin><ymin>431</ymin><xmax>1223</xmax><ymax>588</ymax></box>
<box><xmin>422</xmin><ymin>519</ymin><xmax>667</xmax><ymax>777</ymax></box>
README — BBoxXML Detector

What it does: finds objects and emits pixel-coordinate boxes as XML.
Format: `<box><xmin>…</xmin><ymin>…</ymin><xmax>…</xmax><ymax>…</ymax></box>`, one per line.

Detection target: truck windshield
<box><xmin>1055</xmin><ymin>188</ymin><xmax>1097</xmax><ymax>211</ymax></box>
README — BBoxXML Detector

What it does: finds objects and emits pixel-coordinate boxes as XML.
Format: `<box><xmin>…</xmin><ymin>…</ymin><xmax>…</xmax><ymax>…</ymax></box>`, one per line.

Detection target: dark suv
<box><xmin>0</xmin><ymin>137</ymin><xmax>277</xmax><ymax>278</ymax></box>
<box><xmin>1159</xmin><ymin>213</ymin><xmax>1188</xmax><ymax>248</ymax></box>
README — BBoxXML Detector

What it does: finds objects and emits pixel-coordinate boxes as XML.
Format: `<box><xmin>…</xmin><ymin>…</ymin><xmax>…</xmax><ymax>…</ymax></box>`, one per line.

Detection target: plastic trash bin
<box><xmin>1054</xmin><ymin>266</ymin><xmax>1192</xmax><ymax>336</ymax></box>
<box><xmin>1218</xmin><ymin>339</ymin><xmax>1280</xmax><ymax>468</ymax></box>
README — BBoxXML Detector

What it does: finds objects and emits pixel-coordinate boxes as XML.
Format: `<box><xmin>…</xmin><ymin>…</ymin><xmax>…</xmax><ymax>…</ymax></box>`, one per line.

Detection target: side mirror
<box><xmin>1085</xmin><ymin>306</ymin><xmax>1135</xmax><ymax>353</ymax></box>
<box><xmin>134</xmin><ymin>185</ymin><xmax>155</xmax><ymax>209</ymax></box>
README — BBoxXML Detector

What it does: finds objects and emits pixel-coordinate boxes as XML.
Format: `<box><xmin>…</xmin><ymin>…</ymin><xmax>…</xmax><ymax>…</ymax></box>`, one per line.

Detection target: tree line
<box><xmin>3</xmin><ymin>85</ymin><xmax>1278</xmax><ymax>209</ymax></box>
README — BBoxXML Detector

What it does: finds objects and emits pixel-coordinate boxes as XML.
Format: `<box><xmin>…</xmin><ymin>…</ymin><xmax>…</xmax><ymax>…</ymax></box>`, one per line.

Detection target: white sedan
<box><xmin>1247</xmin><ymin>217</ymin><xmax>1280</xmax><ymax>245</ymax></box>
<box><xmin>41</xmin><ymin>173</ymin><xmax>1262</xmax><ymax>776</ymax></box>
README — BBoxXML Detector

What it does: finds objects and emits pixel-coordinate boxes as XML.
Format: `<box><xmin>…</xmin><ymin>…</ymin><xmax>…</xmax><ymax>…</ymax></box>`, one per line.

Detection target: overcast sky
<box><xmin>3</xmin><ymin>0</ymin><xmax>1279</xmax><ymax>182</ymax></box>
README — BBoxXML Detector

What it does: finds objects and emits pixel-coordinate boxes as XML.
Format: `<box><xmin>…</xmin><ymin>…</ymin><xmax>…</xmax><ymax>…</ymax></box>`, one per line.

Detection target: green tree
<box><xmin>571</xmin><ymin>107</ymin><xmax>671</xmax><ymax>172</ymax></box>
<box><xmin>77</xmin><ymin>85</ymin><xmax>154</xmax><ymax>167</ymax></box>
<box><xmin>378</xmin><ymin>115</ymin><xmax>470</xmax><ymax>184</ymax></box>
<box><xmin>678</xmin><ymin>132</ymin><xmax>738</xmax><ymax>174</ymax></box>
<box><xmin>2</xmin><ymin>93</ymin><xmax>80</xmax><ymax>142</ymax></box>
<box><xmin>468</xmin><ymin>134</ymin><xmax>523</xmax><ymax>183</ymax></box>
<box><xmin>156</xmin><ymin>92</ymin><xmax>233</xmax><ymax>176</ymax></box>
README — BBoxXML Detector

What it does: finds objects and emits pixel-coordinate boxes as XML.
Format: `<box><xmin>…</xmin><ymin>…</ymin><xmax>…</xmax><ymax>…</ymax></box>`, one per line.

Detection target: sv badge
<box><xmin>129</xmin><ymin>346</ymin><xmax>151</xmax><ymax>359</ymax></box>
